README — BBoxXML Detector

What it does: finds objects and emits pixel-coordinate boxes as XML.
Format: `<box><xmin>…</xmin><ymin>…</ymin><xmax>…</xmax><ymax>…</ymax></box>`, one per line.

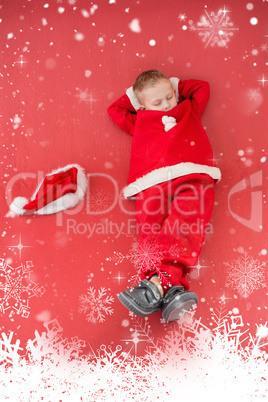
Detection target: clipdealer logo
<box><xmin>228</xmin><ymin>171</ymin><xmax>263</xmax><ymax>232</ymax></box>
<box><xmin>5</xmin><ymin>170</ymin><xmax>264</xmax><ymax>233</ymax></box>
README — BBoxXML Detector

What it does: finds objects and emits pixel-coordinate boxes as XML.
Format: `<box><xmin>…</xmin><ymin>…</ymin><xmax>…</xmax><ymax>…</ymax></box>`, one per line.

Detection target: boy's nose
<box><xmin>163</xmin><ymin>101</ymin><xmax>170</xmax><ymax>109</ymax></box>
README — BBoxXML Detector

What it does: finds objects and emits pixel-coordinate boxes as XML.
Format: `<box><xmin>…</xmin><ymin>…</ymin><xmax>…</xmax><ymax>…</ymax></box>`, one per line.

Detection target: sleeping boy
<box><xmin>107</xmin><ymin>70</ymin><xmax>221</xmax><ymax>322</ymax></box>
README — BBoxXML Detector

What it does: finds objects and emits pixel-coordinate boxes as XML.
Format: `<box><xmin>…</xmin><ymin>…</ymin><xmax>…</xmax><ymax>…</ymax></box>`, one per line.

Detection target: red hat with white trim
<box><xmin>9</xmin><ymin>164</ymin><xmax>87</xmax><ymax>215</ymax></box>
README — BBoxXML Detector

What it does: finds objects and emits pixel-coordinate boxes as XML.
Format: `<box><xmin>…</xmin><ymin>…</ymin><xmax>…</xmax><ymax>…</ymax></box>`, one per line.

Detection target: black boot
<box><xmin>161</xmin><ymin>286</ymin><xmax>198</xmax><ymax>322</ymax></box>
<box><xmin>117</xmin><ymin>280</ymin><xmax>163</xmax><ymax>317</ymax></box>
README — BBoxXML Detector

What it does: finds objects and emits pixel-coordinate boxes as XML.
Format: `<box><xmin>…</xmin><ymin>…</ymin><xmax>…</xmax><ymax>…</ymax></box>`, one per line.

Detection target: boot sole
<box><xmin>117</xmin><ymin>292</ymin><xmax>160</xmax><ymax>317</ymax></box>
<box><xmin>162</xmin><ymin>292</ymin><xmax>198</xmax><ymax>322</ymax></box>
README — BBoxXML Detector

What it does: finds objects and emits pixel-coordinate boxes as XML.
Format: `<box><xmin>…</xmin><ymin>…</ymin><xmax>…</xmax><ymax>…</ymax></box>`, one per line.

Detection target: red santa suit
<box><xmin>108</xmin><ymin>78</ymin><xmax>221</xmax><ymax>292</ymax></box>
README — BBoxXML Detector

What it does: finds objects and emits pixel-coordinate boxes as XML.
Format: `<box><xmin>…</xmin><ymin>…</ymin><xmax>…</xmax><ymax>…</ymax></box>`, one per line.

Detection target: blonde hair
<box><xmin>133</xmin><ymin>70</ymin><xmax>169</xmax><ymax>98</ymax></box>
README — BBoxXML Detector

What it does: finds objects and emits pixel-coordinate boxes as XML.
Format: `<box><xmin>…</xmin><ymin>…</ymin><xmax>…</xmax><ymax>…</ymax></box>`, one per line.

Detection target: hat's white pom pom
<box><xmin>9</xmin><ymin>197</ymin><xmax>29</xmax><ymax>215</ymax></box>
<box><xmin>162</xmin><ymin>116</ymin><xmax>177</xmax><ymax>132</ymax></box>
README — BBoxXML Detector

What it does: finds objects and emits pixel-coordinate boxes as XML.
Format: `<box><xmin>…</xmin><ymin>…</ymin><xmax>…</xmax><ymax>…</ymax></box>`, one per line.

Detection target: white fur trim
<box><xmin>162</xmin><ymin>116</ymin><xmax>177</xmax><ymax>132</ymax></box>
<box><xmin>126</xmin><ymin>77</ymin><xmax>180</xmax><ymax>111</ymax></box>
<box><xmin>170</xmin><ymin>77</ymin><xmax>180</xmax><ymax>103</ymax></box>
<box><xmin>9</xmin><ymin>197</ymin><xmax>29</xmax><ymax>215</ymax></box>
<box><xmin>126</xmin><ymin>86</ymin><xmax>141</xmax><ymax>111</ymax></box>
<box><xmin>123</xmin><ymin>162</ymin><xmax>221</xmax><ymax>198</ymax></box>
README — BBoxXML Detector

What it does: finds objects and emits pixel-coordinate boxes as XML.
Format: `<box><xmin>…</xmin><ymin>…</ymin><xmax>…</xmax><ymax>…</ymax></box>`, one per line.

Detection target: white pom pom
<box><xmin>162</xmin><ymin>116</ymin><xmax>177</xmax><ymax>132</ymax></box>
<box><xmin>9</xmin><ymin>197</ymin><xmax>29</xmax><ymax>215</ymax></box>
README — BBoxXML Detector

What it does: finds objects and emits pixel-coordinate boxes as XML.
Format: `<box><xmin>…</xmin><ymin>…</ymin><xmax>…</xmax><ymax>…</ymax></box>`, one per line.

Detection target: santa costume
<box><xmin>108</xmin><ymin>78</ymin><xmax>221</xmax><ymax>321</ymax></box>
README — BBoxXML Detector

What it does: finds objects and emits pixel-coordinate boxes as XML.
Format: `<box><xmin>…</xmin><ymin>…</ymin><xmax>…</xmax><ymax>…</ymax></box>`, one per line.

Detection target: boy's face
<box><xmin>138</xmin><ymin>79</ymin><xmax>177</xmax><ymax>111</ymax></box>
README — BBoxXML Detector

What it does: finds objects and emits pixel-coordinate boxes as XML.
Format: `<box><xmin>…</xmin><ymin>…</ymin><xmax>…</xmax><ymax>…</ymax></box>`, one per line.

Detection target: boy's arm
<box><xmin>107</xmin><ymin>93</ymin><xmax>137</xmax><ymax>136</ymax></box>
<box><xmin>178</xmin><ymin>79</ymin><xmax>210</xmax><ymax>118</ymax></box>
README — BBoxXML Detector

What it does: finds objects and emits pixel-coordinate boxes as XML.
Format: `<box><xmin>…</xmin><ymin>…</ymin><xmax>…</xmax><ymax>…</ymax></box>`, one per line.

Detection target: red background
<box><xmin>1</xmin><ymin>0</ymin><xmax>267</xmax><ymax>355</ymax></box>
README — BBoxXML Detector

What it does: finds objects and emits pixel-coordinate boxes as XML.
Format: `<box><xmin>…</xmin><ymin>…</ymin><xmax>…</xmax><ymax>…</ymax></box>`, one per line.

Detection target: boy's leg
<box><xmin>135</xmin><ymin>182</ymin><xmax>171</xmax><ymax>290</ymax></box>
<box><xmin>117</xmin><ymin>183</ymin><xmax>170</xmax><ymax>317</ymax></box>
<box><xmin>154</xmin><ymin>173</ymin><xmax>215</xmax><ymax>290</ymax></box>
<box><xmin>136</xmin><ymin>174</ymin><xmax>215</xmax><ymax>292</ymax></box>
<box><xmin>117</xmin><ymin>174</ymin><xmax>215</xmax><ymax>319</ymax></box>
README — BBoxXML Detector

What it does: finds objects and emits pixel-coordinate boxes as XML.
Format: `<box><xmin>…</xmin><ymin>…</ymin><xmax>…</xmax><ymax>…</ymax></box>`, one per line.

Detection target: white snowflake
<box><xmin>189</xmin><ymin>7</ymin><xmax>238</xmax><ymax>48</ymax></box>
<box><xmin>0</xmin><ymin>309</ymin><xmax>268</xmax><ymax>400</ymax></box>
<box><xmin>260</xmin><ymin>43</ymin><xmax>268</xmax><ymax>52</ymax></box>
<box><xmin>129</xmin><ymin>239</ymin><xmax>166</xmax><ymax>272</ymax></box>
<box><xmin>26</xmin><ymin>319</ymin><xmax>86</xmax><ymax>365</ymax></box>
<box><xmin>107</xmin><ymin>240</ymin><xmax>185</xmax><ymax>286</ymax></box>
<box><xmin>0</xmin><ymin>332</ymin><xmax>23</xmax><ymax>366</ymax></box>
<box><xmin>247</xmin><ymin>89</ymin><xmax>262</xmax><ymax>101</ymax></box>
<box><xmin>107</xmin><ymin>239</ymin><xmax>164</xmax><ymax>268</ymax></box>
<box><xmin>256</xmin><ymin>322</ymin><xmax>268</xmax><ymax>339</ymax></box>
<box><xmin>89</xmin><ymin>344</ymin><xmax>133</xmax><ymax>371</ymax></box>
<box><xmin>0</xmin><ymin>258</ymin><xmax>46</xmax><ymax>318</ymax></box>
<box><xmin>79</xmin><ymin>287</ymin><xmax>114</xmax><ymax>323</ymax></box>
<box><xmin>208</xmin><ymin>304</ymin><xmax>249</xmax><ymax>350</ymax></box>
<box><xmin>121</xmin><ymin>315</ymin><xmax>158</xmax><ymax>355</ymax></box>
<box><xmin>89</xmin><ymin>190</ymin><xmax>111</xmax><ymax>213</ymax></box>
<box><xmin>244</xmin><ymin>158</ymin><xmax>253</xmax><ymax>167</ymax></box>
<box><xmin>178</xmin><ymin>13</ymin><xmax>187</xmax><ymax>21</ymax></box>
<box><xmin>224</xmin><ymin>252</ymin><xmax>266</xmax><ymax>298</ymax></box>
<box><xmin>245</xmin><ymin>147</ymin><xmax>254</xmax><ymax>155</ymax></box>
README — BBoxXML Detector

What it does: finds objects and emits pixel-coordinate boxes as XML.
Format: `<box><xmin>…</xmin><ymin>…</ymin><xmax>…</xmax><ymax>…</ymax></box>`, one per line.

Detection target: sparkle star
<box><xmin>121</xmin><ymin>327</ymin><xmax>147</xmax><ymax>355</ymax></box>
<box><xmin>220</xmin><ymin>5</ymin><xmax>230</xmax><ymax>16</ymax></box>
<box><xmin>75</xmin><ymin>88</ymin><xmax>100</xmax><ymax>108</ymax></box>
<box><xmin>6</xmin><ymin>233</ymin><xmax>33</xmax><ymax>260</ymax></box>
<box><xmin>15</xmin><ymin>55</ymin><xmax>27</xmax><ymax>68</ymax></box>
<box><xmin>257</xmin><ymin>75</ymin><xmax>268</xmax><ymax>86</ymax></box>
<box><xmin>207</xmin><ymin>156</ymin><xmax>222</xmax><ymax>165</ymax></box>
<box><xmin>190</xmin><ymin>258</ymin><xmax>210</xmax><ymax>277</ymax></box>
<box><xmin>113</xmin><ymin>272</ymin><xmax>125</xmax><ymax>284</ymax></box>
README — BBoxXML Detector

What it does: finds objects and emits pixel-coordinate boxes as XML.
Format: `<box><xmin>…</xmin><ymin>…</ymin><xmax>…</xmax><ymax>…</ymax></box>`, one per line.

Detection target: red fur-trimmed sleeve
<box><xmin>178</xmin><ymin>79</ymin><xmax>210</xmax><ymax>118</ymax></box>
<box><xmin>107</xmin><ymin>94</ymin><xmax>137</xmax><ymax>136</ymax></box>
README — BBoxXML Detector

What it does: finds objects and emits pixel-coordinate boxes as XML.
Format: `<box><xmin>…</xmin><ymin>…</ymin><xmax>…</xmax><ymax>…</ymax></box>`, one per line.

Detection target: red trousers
<box><xmin>135</xmin><ymin>173</ymin><xmax>215</xmax><ymax>293</ymax></box>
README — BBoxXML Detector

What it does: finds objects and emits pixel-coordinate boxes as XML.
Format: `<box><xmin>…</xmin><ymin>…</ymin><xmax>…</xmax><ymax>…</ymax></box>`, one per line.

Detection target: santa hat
<box><xmin>9</xmin><ymin>164</ymin><xmax>87</xmax><ymax>215</ymax></box>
